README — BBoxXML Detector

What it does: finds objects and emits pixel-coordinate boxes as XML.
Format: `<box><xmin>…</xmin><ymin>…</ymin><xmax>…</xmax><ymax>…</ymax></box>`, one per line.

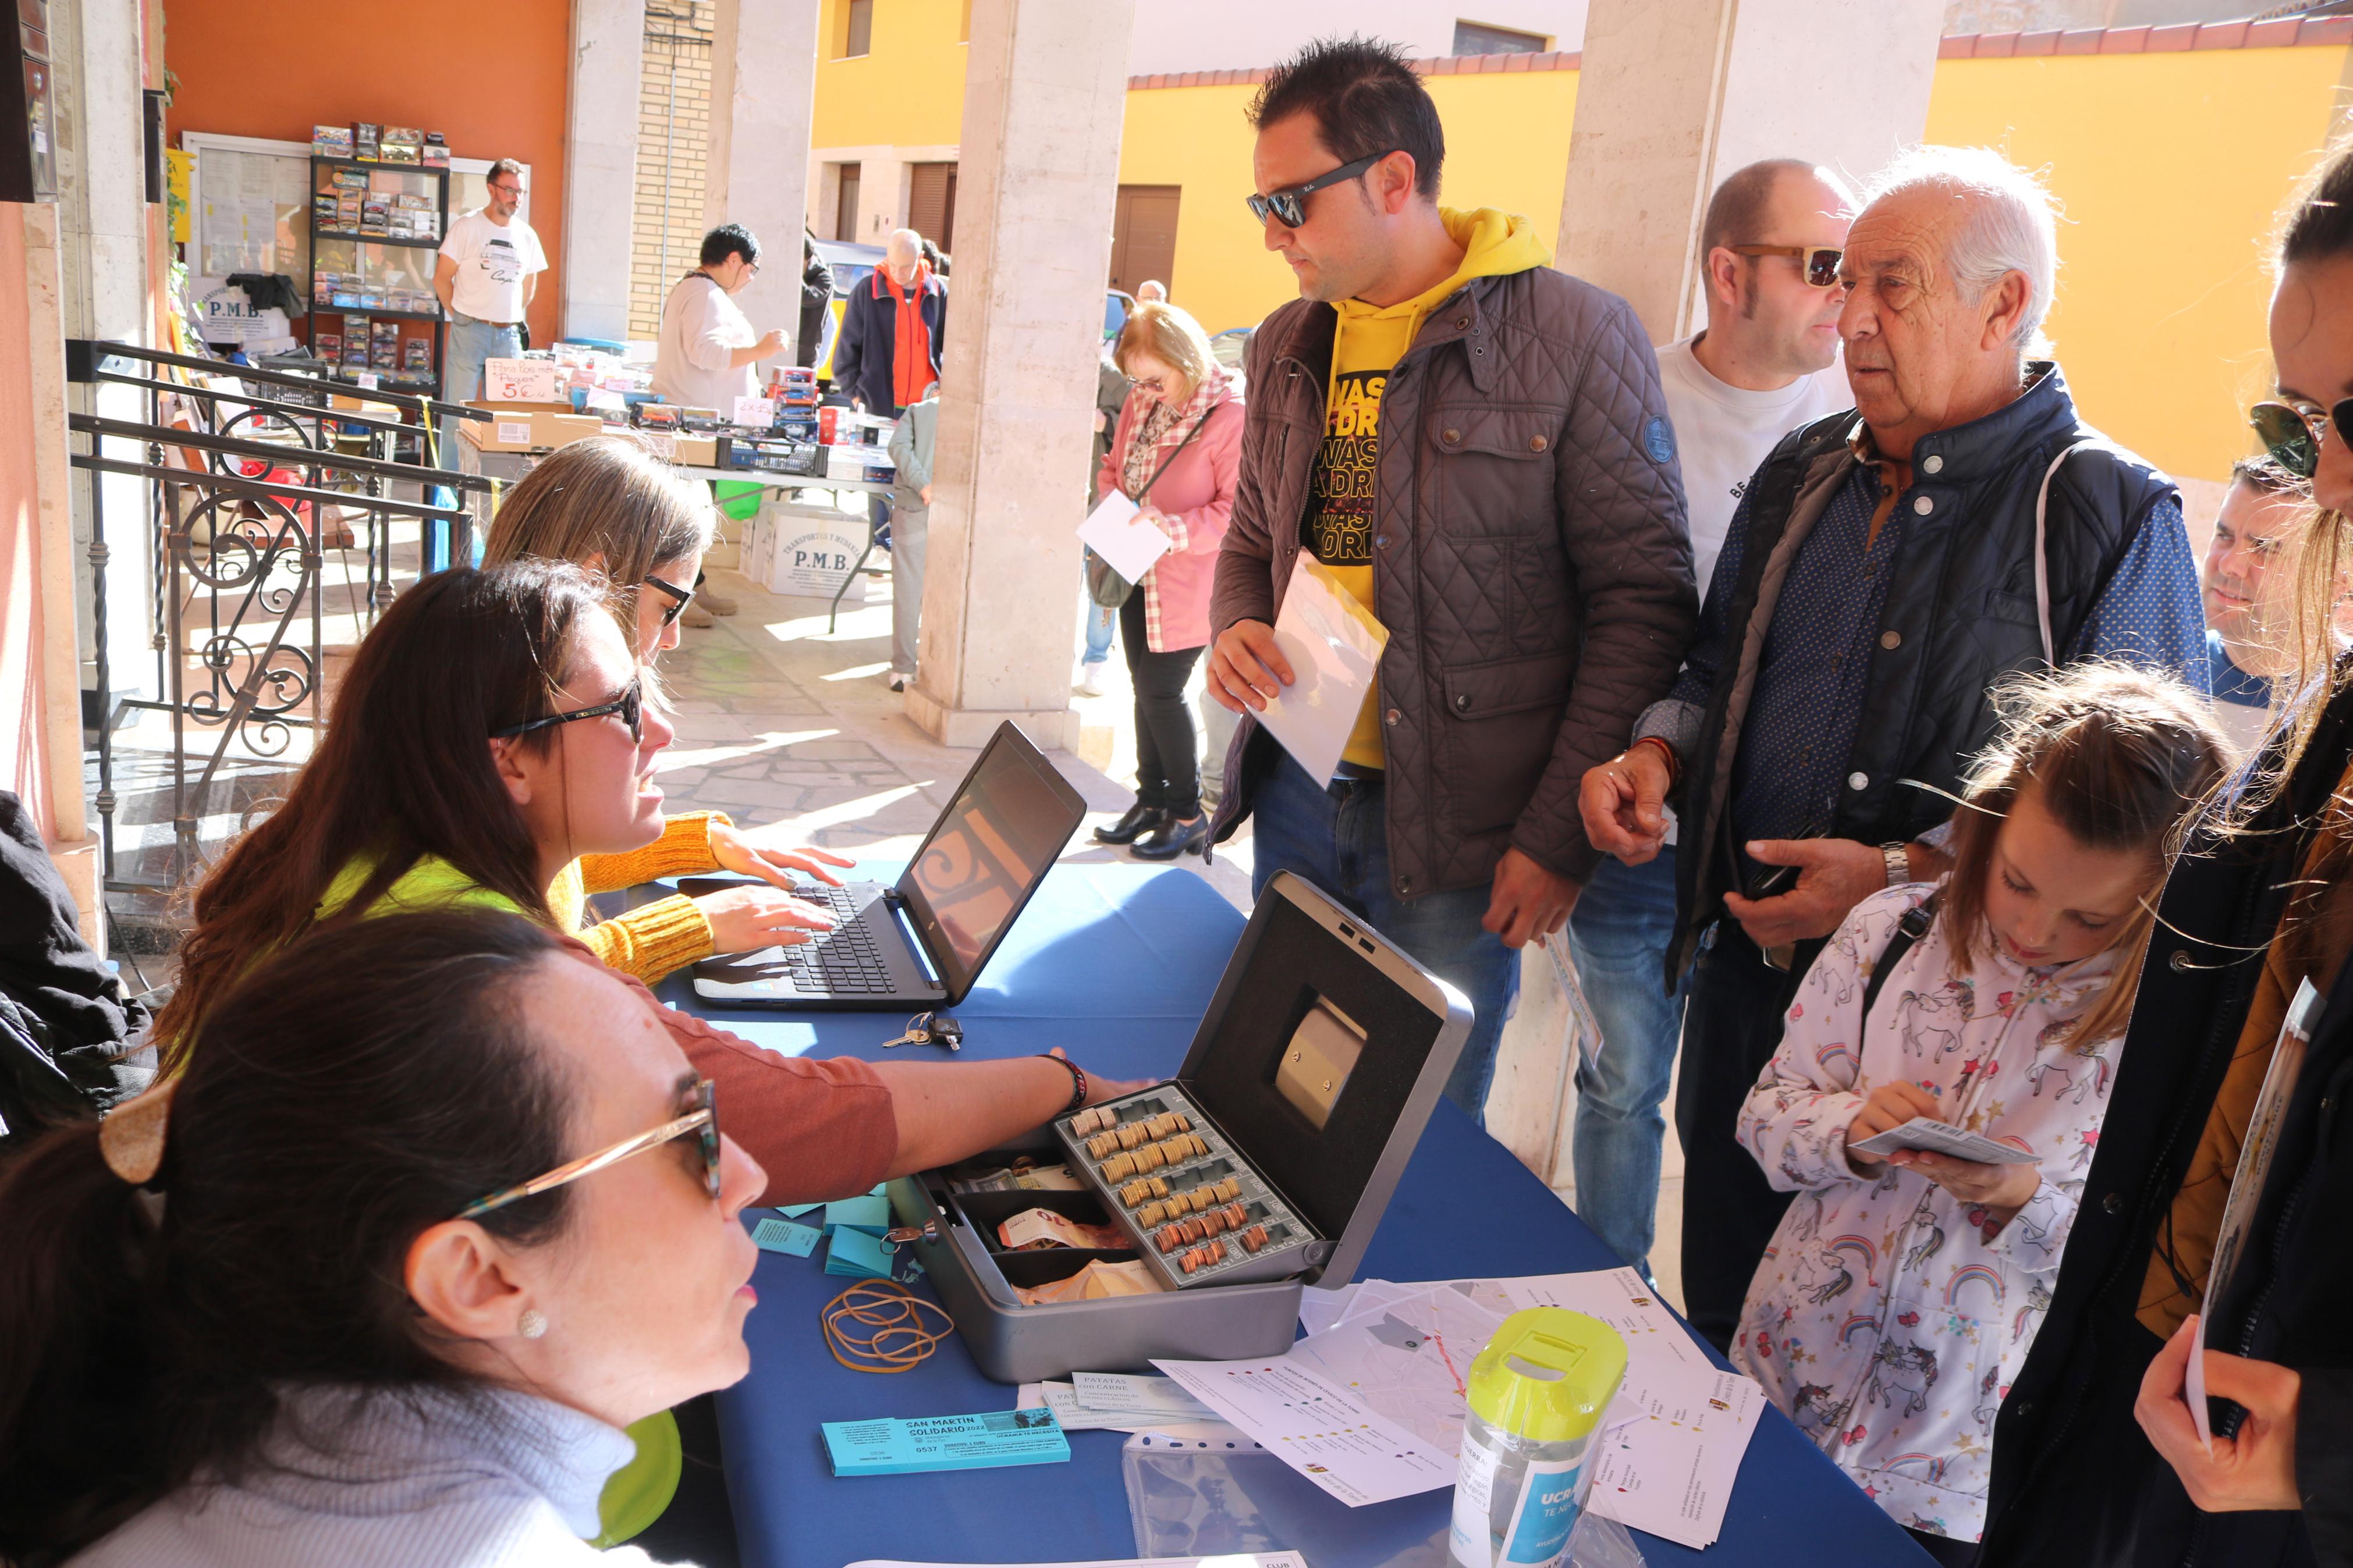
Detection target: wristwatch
<box><xmin>1881</xmin><ymin>841</ymin><xmax>1911</xmax><ymax>888</ymax></box>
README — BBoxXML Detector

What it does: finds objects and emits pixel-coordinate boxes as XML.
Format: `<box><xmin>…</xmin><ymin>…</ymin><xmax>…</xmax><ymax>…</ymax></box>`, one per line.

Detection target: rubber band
<box><xmin>821</xmin><ymin>1280</ymin><xmax>956</xmax><ymax>1374</ymax></box>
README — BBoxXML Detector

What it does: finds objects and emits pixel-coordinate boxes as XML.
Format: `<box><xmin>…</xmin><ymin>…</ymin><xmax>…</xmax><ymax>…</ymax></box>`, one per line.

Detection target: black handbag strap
<box><xmin>1861</xmin><ymin>891</ymin><xmax>1941</xmax><ymax>1027</ymax></box>
<box><xmin>1124</xmin><ymin>407</ymin><xmax>1213</xmax><ymax>509</ymax></box>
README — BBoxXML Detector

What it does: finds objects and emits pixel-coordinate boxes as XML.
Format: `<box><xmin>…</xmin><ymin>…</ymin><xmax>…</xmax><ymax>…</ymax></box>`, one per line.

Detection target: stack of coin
<box><xmin>1071</xmin><ymin>1106</ymin><xmax>1115</xmax><ymax>1138</ymax></box>
<box><xmin>1240</xmin><ymin>1223</ymin><xmax>1269</xmax><ymax>1253</ymax></box>
<box><xmin>1177</xmin><ymin>1238</ymin><xmax>1227</xmax><ymax>1274</ymax></box>
<box><xmin>1118</xmin><ymin>1175</ymin><xmax>1169</xmax><ymax>1208</ymax></box>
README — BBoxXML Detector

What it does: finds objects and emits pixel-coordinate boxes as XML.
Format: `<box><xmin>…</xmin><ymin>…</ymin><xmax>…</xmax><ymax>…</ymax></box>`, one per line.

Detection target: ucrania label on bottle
<box><xmin>1450</xmin><ymin>1438</ymin><xmax>1587</xmax><ymax>1568</ymax></box>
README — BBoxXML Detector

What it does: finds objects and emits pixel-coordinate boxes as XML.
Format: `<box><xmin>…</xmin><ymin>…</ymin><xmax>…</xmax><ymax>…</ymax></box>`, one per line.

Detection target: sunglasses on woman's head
<box><xmin>2250</xmin><ymin>399</ymin><xmax>2353</xmax><ymax>481</ymax></box>
<box><xmin>1245</xmin><ymin>150</ymin><xmax>1401</xmax><ymax>229</ymax></box>
<box><xmin>489</xmin><ymin>675</ymin><xmax>644</xmax><ymax>745</ymax></box>
<box><xmin>642</xmin><ymin>573</ymin><xmax>695</xmax><ymax>628</ymax></box>
<box><xmin>1727</xmin><ymin>244</ymin><xmax>1846</xmax><ymax>289</ymax></box>
<box><xmin>457</xmin><ymin>1073</ymin><xmax>721</xmax><ymax>1219</ymax></box>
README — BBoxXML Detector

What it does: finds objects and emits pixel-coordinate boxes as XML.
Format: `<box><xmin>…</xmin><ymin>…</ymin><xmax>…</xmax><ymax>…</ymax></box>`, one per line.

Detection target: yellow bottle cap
<box><xmin>1464</xmin><ymin>1308</ymin><xmax>1628</xmax><ymax>1445</ymax></box>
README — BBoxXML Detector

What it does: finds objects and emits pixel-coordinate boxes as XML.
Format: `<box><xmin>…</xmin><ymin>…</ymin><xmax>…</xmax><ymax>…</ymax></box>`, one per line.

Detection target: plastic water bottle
<box><xmin>1447</xmin><ymin>1307</ymin><xmax>1628</xmax><ymax>1568</ymax></box>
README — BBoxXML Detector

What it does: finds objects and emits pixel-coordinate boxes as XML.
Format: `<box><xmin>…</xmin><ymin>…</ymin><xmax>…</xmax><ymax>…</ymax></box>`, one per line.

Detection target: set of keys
<box><xmin>881</xmin><ymin>1010</ymin><xmax>963</xmax><ymax>1051</ymax></box>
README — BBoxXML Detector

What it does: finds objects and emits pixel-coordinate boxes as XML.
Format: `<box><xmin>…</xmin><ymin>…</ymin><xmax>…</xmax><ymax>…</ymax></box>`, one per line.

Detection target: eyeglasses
<box><xmin>2250</xmin><ymin>399</ymin><xmax>2352</xmax><ymax>481</ymax></box>
<box><xmin>1727</xmin><ymin>244</ymin><xmax>1846</xmax><ymax>289</ymax></box>
<box><xmin>1245</xmin><ymin>150</ymin><xmax>1400</xmax><ymax>229</ymax></box>
<box><xmin>489</xmin><ymin>676</ymin><xmax>644</xmax><ymax>745</ymax></box>
<box><xmin>643</xmin><ymin>573</ymin><xmax>695</xmax><ymax>629</ymax></box>
<box><xmin>459</xmin><ymin>1073</ymin><xmax>721</xmax><ymax>1219</ymax></box>
<box><xmin>487</xmin><ymin>183</ymin><xmax>522</xmax><ymax>200</ymax></box>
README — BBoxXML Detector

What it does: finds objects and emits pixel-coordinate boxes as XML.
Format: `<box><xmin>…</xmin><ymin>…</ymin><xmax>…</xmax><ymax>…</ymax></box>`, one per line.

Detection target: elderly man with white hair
<box><xmin>832</xmin><ymin>227</ymin><xmax>947</xmax><ymax>422</ymax></box>
<box><xmin>1579</xmin><ymin>144</ymin><xmax>2206</xmax><ymax>1354</ymax></box>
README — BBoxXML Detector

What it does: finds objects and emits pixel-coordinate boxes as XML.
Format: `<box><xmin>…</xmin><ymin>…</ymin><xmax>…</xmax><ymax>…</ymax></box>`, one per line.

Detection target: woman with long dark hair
<box><xmin>0</xmin><ymin>911</ymin><xmax>762</xmax><ymax>1565</ymax></box>
<box><xmin>1978</xmin><ymin>144</ymin><xmax>2353</xmax><ymax>1567</ymax></box>
<box><xmin>154</xmin><ymin>560</ymin><xmax>1134</xmax><ymax>1209</ymax></box>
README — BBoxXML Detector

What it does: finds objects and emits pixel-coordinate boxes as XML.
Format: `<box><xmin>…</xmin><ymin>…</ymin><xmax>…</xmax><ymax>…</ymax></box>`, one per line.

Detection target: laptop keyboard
<box><xmin>776</xmin><ymin>886</ymin><xmax>896</xmax><ymax>994</ymax></box>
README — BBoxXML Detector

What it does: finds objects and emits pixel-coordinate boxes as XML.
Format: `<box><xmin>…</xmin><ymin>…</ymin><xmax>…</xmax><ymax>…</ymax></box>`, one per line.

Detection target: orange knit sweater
<box><xmin>548</xmin><ymin>811</ymin><xmax>732</xmax><ymax>984</ymax></box>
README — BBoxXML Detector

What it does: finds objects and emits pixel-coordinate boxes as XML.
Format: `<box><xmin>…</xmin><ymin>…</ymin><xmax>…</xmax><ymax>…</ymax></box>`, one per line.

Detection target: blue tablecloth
<box><xmin>658</xmin><ymin>862</ymin><xmax>1929</xmax><ymax>1568</ymax></box>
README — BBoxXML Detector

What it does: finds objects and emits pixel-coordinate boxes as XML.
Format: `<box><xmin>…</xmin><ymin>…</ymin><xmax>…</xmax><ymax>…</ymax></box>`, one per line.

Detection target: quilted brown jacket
<box><xmin>1205</xmin><ymin>266</ymin><xmax>1698</xmax><ymax>898</ymax></box>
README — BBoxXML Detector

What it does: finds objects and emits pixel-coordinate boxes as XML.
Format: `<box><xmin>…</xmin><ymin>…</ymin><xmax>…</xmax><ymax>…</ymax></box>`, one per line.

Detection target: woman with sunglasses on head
<box><xmin>0</xmin><ymin>912</ymin><xmax>764</xmax><ymax>1565</ymax></box>
<box><xmin>1088</xmin><ymin>300</ymin><xmax>1244</xmax><ymax>861</ymax></box>
<box><xmin>154</xmin><ymin>560</ymin><xmax>1139</xmax><ymax>1212</ymax></box>
<box><xmin>1974</xmin><ymin>144</ymin><xmax>2353</xmax><ymax>1568</ymax></box>
<box><xmin>481</xmin><ymin>434</ymin><xmax>854</xmax><ymax>985</ymax></box>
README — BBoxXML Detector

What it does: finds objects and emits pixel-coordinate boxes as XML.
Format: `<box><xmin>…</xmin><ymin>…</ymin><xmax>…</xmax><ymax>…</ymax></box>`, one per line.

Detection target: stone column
<box><xmin>562</xmin><ymin>0</ymin><xmax>644</xmax><ymax>342</ymax></box>
<box><xmin>705</xmin><ymin>0</ymin><xmax>821</xmax><ymax>365</ymax></box>
<box><xmin>1555</xmin><ymin>0</ymin><xmax>1946</xmax><ymax>343</ymax></box>
<box><xmin>904</xmin><ymin>0</ymin><xmax>1134</xmax><ymax>752</ymax></box>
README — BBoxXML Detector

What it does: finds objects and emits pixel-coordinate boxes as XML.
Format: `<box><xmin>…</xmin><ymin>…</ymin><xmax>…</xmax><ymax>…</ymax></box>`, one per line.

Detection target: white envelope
<box><xmin>1255</xmin><ymin>555</ymin><xmax>1387</xmax><ymax>784</ymax></box>
<box><xmin>1076</xmin><ymin>490</ymin><xmax>1170</xmax><ymax>585</ymax></box>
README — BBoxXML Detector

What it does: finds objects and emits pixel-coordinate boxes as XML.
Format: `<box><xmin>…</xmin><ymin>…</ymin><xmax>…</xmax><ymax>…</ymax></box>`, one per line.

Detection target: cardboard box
<box><xmin>459</xmin><ymin>403</ymin><xmax>604</xmax><ymax>454</ymax></box>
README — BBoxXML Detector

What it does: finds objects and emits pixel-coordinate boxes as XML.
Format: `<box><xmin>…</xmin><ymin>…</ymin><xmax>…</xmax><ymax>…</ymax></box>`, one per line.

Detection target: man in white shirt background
<box><xmin>433</xmin><ymin>158</ymin><xmax>546</xmax><ymax>528</ymax></box>
<box><xmin>651</xmin><ymin>223</ymin><xmax>788</xmax><ymax>419</ymax></box>
<box><xmin>1560</xmin><ymin>158</ymin><xmax>1855</xmax><ymax>1282</ymax></box>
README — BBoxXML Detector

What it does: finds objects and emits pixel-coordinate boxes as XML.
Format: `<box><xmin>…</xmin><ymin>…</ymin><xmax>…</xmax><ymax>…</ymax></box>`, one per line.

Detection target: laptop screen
<box><xmin>897</xmin><ymin>724</ymin><xmax>1087</xmax><ymax>1002</ymax></box>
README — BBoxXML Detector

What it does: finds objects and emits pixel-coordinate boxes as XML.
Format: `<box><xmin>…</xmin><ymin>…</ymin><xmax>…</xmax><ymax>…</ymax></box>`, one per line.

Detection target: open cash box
<box><xmin>888</xmin><ymin>870</ymin><xmax>1470</xmax><ymax>1383</ymax></box>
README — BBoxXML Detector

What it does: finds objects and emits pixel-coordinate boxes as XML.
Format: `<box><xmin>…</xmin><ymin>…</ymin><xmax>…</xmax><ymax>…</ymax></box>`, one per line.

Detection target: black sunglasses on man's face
<box><xmin>1245</xmin><ymin>150</ymin><xmax>1402</xmax><ymax>229</ymax></box>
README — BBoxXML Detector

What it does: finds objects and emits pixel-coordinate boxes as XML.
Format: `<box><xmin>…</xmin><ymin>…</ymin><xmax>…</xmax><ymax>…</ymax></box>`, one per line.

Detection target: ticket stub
<box><xmin>1848</xmin><ymin>1116</ymin><xmax>2039</xmax><ymax>1165</ymax></box>
<box><xmin>821</xmin><ymin>1409</ymin><xmax>1071</xmax><ymax>1475</ymax></box>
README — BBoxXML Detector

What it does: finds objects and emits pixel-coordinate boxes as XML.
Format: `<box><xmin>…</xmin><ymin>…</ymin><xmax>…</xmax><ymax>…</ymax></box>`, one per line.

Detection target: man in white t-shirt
<box><xmin>432</xmin><ymin>158</ymin><xmax>548</xmax><ymax>525</ymax></box>
<box><xmin>1563</xmin><ymin>159</ymin><xmax>1855</xmax><ymax>1281</ymax></box>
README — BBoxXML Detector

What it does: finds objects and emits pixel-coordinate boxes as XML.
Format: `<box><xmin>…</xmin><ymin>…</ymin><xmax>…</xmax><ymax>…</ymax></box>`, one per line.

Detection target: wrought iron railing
<box><xmin>65</xmin><ymin>340</ymin><xmax>492</xmax><ymax>892</ymax></box>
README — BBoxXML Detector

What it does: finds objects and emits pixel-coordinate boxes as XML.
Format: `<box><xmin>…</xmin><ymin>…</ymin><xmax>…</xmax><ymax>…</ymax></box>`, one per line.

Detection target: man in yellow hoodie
<box><xmin>1204</xmin><ymin>38</ymin><xmax>1698</xmax><ymax>1120</ymax></box>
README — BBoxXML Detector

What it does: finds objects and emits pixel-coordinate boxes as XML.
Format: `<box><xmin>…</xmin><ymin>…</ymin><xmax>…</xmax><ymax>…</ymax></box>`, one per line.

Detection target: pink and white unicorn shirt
<box><xmin>1730</xmin><ymin>880</ymin><xmax>2125</xmax><ymax>1545</ymax></box>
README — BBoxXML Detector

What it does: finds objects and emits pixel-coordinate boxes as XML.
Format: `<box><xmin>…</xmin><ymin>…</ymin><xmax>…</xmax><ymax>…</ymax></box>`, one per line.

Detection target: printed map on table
<box><xmin>1290</xmin><ymin>1285</ymin><xmax>1507</xmax><ymax>1455</ymax></box>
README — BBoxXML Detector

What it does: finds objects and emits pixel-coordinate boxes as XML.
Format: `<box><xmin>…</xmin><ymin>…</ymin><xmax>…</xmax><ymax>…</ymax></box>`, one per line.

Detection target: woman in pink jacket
<box><xmin>1091</xmin><ymin>302</ymin><xmax>1244</xmax><ymax>859</ymax></box>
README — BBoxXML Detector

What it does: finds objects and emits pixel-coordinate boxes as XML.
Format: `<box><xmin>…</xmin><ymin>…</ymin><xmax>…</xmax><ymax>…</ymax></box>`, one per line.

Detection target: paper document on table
<box><xmin>1583</xmin><ymin>1366</ymin><xmax>1763</xmax><ymax>1550</ymax></box>
<box><xmin>1257</xmin><ymin>554</ymin><xmax>1387</xmax><ymax>784</ymax></box>
<box><xmin>1174</xmin><ymin>1268</ymin><xmax>1761</xmax><ymax>1532</ymax></box>
<box><xmin>1014</xmin><ymin>1380</ymin><xmax>1244</xmax><ymax>1442</ymax></box>
<box><xmin>2190</xmin><ymin>975</ymin><xmax>2323</xmax><ymax>1448</ymax></box>
<box><xmin>846</xmin><ymin>1555</ymin><xmax>1308</xmax><ymax>1568</ymax></box>
<box><xmin>1076</xmin><ymin>490</ymin><xmax>1169</xmax><ymax>585</ymax></box>
<box><xmin>1152</xmin><ymin>1352</ymin><xmax>1455</xmax><ymax>1506</ymax></box>
<box><xmin>1071</xmin><ymin>1371</ymin><xmax>1216</xmax><ymax>1421</ymax></box>
<box><xmin>1849</xmin><ymin>1117</ymin><xmax>2040</xmax><ymax>1164</ymax></box>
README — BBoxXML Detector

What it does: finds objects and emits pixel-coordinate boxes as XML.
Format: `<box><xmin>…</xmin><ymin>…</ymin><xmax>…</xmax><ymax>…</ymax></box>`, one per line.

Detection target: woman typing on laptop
<box><xmin>151</xmin><ymin>560</ymin><xmax>1142</xmax><ymax>1208</ymax></box>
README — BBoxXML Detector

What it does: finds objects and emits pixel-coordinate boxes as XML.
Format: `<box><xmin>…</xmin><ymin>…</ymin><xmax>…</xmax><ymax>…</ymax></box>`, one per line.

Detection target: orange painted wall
<box><xmin>162</xmin><ymin>0</ymin><xmax>573</xmax><ymax>348</ymax></box>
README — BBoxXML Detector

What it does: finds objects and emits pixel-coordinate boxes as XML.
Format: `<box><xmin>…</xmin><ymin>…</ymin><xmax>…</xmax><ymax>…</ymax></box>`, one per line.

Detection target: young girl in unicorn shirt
<box><xmin>1729</xmin><ymin>666</ymin><xmax>2225</xmax><ymax>1562</ymax></box>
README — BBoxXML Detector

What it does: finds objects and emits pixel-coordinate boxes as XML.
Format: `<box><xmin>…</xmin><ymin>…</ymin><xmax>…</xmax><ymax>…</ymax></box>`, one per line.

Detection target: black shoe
<box><xmin>1093</xmin><ymin>803</ymin><xmax>1169</xmax><ymax>845</ymax></box>
<box><xmin>1131</xmin><ymin>813</ymin><xmax>1208</xmax><ymax>860</ymax></box>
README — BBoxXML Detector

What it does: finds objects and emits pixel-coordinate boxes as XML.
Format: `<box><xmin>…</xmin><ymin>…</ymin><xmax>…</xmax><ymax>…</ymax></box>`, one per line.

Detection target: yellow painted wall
<box><xmin>812</xmin><ymin>0</ymin><xmax>968</xmax><ymax>150</ymax></box>
<box><xmin>1923</xmin><ymin>45</ymin><xmax>2348</xmax><ymax>485</ymax></box>
<box><xmin>813</xmin><ymin>38</ymin><xmax>2346</xmax><ymax>482</ymax></box>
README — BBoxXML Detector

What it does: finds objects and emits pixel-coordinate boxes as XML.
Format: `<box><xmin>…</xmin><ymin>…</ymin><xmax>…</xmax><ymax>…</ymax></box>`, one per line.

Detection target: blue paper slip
<box><xmin>822</xmin><ymin>1193</ymin><xmax>892</xmax><ymax>1236</ymax></box>
<box><xmin>825</xmin><ymin>1227</ymin><xmax>897</xmax><ymax>1279</ymax></box>
<box><xmin>774</xmin><ymin>1202</ymin><xmax>822</xmax><ymax>1218</ymax></box>
<box><xmin>751</xmin><ymin>1217</ymin><xmax>819</xmax><ymax>1257</ymax></box>
<box><xmin>821</xmin><ymin>1409</ymin><xmax>1070</xmax><ymax>1475</ymax></box>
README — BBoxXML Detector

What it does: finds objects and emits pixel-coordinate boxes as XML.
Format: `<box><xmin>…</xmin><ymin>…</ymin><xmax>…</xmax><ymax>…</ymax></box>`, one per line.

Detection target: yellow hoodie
<box><xmin>1304</xmin><ymin>207</ymin><xmax>1552</xmax><ymax>769</ymax></box>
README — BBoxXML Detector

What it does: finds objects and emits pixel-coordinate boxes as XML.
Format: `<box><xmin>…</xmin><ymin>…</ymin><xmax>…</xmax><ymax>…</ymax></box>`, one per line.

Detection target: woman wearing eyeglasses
<box><xmin>1973</xmin><ymin>144</ymin><xmax>2353</xmax><ymax>1568</ymax></box>
<box><xmin>154</xmin><ymin>561</ymin><xmax>1137</xmax><ymax>1213</ymax></box>
<box><xmin>1089</xmin><ymin>301</ymin><xmax>1245</xmax><ymax>860</ymax></box>
<box><xmin>482</xmin><ymin>435</ymin><xmax>853</xmax><ymax>984</ymax></box>
<box><xmin>0</xmin><ymin>912</ymin><xmax>765</xmax><ymax>1565</ymax></box>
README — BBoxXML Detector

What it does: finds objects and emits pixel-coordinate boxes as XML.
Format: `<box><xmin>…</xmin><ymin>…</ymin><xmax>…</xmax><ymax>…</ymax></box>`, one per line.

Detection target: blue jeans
<box><xmin>1563</xmin><ymin>849</ymin><xmax>1689</xmax><ymax>1279</ymax></box>
<box><xmin>1248</xmin><ymin>750</ymin><xmax>1518</xmax><ymax>1120</ymax></box>
<box><xmin>436</xmin><ymin>316</ymin><xmax>518</xmax><ymax>571</ymax></box>
<box><xmin>1081</xmin><ymin>570</ymin><xmax>1116</xmax><ymax>666</ymax></box>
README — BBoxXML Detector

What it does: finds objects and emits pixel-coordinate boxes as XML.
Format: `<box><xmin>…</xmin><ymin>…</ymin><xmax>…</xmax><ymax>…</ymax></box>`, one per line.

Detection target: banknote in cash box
<box><xmin>887</xmin><ymin>870</ymin><xmax>1470</xmax><ymax>1383</ymax></box>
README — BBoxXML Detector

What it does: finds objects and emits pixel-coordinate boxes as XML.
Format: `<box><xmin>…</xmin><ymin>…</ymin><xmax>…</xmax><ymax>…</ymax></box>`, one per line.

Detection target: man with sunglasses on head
<box><xmin>1580</xmin><ymin>145</ymin><xmax>2208</xmax><ymax>1354</ymax></box>
<box><xmin>1204</xmin><ymin>37</ymin><xmax>1698</xmax><ymax>1124</ymax></box>
<box><xmin>1560</xmin><ymin>159</ymin><xmax>1857</xmax><ymax>1286</ymax></box>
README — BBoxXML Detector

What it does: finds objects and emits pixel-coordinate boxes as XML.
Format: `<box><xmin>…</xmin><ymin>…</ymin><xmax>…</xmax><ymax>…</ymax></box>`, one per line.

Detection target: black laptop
<box><xmin>687</xmin><ymin>721</ymin><xmax>1087</xmax><ymax>1009</ymax></box>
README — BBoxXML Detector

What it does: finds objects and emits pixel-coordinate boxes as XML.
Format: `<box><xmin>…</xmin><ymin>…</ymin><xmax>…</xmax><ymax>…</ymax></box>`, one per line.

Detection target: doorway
<box><xmin>1110</xmin><ymin>184</ymin><xmax>1180</xmax><ymax>298</ymax></box>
